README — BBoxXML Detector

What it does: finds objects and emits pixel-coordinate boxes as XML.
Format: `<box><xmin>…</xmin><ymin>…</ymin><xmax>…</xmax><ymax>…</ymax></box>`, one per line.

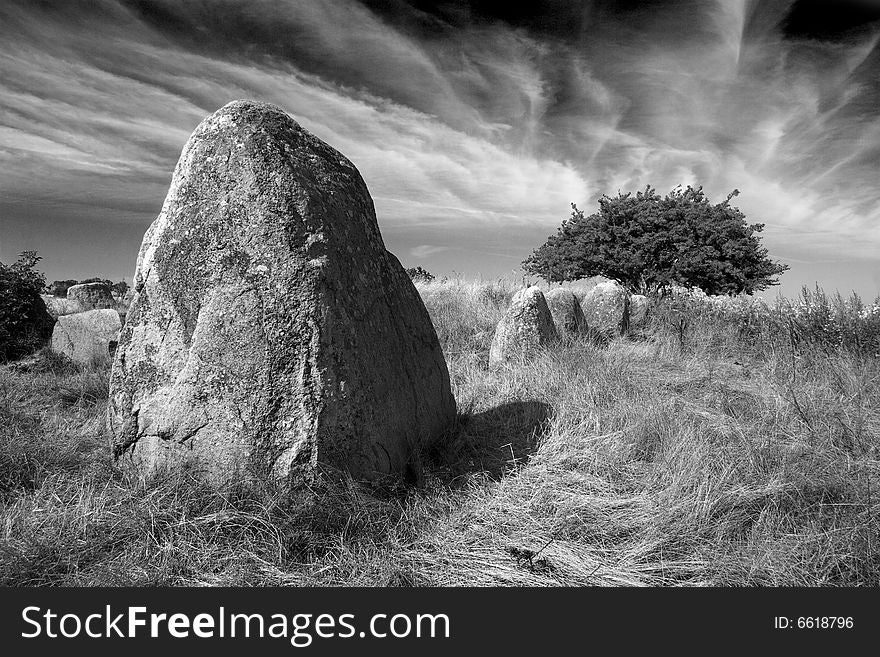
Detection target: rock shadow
<box><xmin>427</xmin><ymin>400</ymin><xmax>552</xmax><ymax>485</ymax></box>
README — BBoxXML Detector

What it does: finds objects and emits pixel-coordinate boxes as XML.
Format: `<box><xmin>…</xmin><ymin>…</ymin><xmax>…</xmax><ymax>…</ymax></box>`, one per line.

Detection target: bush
<box><xmin>405</xmin><ymin>266</ymin><xmax>435</xmax><ymax>282</ymax></box>
<box><xmin>524</xmin><ymin>186</ymin><xmax>788</xmax><ymax>295</ymax></box>
<box><xmin>0</xmin><ymin>251</ymin><xmax>55</xmax><ymax>361</ymax></box>
<box><xmin>46</xmin><ymin>279</ymin><xmax>78</xmax><ymax>297</ymax></box>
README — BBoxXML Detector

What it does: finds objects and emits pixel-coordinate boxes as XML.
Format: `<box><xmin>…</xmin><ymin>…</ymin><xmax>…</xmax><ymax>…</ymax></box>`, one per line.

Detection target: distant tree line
<box><xmin>46</xmin><ymin>278</ymin><xmax>129</xmax><ymax>297</ymax></box>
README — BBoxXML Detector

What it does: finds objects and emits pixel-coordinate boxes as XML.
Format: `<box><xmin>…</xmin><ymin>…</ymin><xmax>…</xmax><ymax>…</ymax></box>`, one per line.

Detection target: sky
<box><xmin>1</xmin><ymin>0</ymin><xmax>879</xmax><ymax>297</ymax></box>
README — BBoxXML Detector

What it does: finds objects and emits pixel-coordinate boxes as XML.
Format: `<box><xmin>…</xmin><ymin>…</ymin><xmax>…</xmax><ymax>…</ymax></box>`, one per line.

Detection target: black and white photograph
<box><xmin>1</xmin><ymin>0</ymin><xmax>879</xmax><ymax>649</ymax></box>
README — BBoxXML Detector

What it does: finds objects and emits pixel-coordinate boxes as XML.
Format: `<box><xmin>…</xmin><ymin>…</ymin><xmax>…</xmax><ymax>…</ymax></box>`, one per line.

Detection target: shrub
<box><xmin>46</xmin><ymin>279</ymin><xmax>79</xmax><ymax>297</ymax></box>
<box><xmin>524</xmin><ymin>186</ymin><xmax>788</xmax><ymax>295</ymax></box>
<box><xmin>405</xmin><ymin>266</ymin><xmax>435</xmax><ymax>282</ymax></box>
<box><xmin>0</xmin><ymin>251</ymin><xmax>55</xmax><ymax>361</ymax></box>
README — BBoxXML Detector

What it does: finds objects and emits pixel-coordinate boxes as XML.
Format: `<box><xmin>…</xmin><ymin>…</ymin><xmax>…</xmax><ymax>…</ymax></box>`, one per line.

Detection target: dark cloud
<box><xmin>358</xmin><ymin>0</ymin><xmax>588</xmax><ymax>36</ymax></box>
<box><xmin>782</xmin><ymin>0</ymin><xmax>880</xmax><ymax>40</ymax></box>
<box><xmin>1</xmin><ymin>0</ymin><xmax>879</xmax><ymax>297</ymax></box>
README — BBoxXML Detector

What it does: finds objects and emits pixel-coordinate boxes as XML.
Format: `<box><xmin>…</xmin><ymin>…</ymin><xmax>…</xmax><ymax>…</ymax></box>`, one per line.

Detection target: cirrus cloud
<box><xmin>1</xmin><ymin>0</ymin><xmax>879</xmax><ymax>295</ymax></box>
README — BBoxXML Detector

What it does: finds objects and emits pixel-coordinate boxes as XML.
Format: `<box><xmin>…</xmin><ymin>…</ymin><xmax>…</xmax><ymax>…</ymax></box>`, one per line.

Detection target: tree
<box><xmin>0</xmin><ymin>251</ymin><xmax>54</xmax><ymax>361</ymax></box>
<box><xmin>46</xmin><ymin>279</ymin><xmax>79</xmax><ymax>297</ymax></box>
<box><xmin>112</xmin><ymin>280</ymin><xmax>129</xmax><ymax>296</ymax></box>
<box><xmin>405</xmin><ymin>266</ymin><xmax>435</xmax><ymax>282</ymax></box>
<box><xmin>523</xmin><ymin>186</ymin><xmax>788</xmax><ymax>295</ymax></box>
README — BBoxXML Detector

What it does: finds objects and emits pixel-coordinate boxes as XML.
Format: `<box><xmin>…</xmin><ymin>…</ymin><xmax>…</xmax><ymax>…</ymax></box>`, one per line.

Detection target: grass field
<box><xmin>2</xmin><ymin>280</ymin><xmax>879</xmax><ymax>586</ymax></box>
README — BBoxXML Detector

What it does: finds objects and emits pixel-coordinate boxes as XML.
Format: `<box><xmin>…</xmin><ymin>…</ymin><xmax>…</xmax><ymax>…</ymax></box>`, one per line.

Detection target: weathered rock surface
<box><xmin>630</xmin><ymin>294</ymin><xmax>649</xmax><ymax>329</ymax></box>
<box><xmin>580</xmin><ymin>280</ymin><xmax>629</xmax><ymax>335</ymax></box>
<box><xmin>51</xmin><ymin>309</ymin><xmax>121</xmax><ymax>365</ymax></box>
<box><xmin>544</xmin><ymin>288</ymin><xmax>586</xmax><ymax>335</ymax></box>
<box><xmin>67</xmin><ymin>283</ymin><xmax>114</xmax><ymax>310</ymax></box>
<box><xmin>488</xmin><ymin>286</ymin><xmax>557</xmax><ymax>368</ymax></box>
<box><xmin>108</xmin><ymin>100</ymin><xmax>455</xmax><ymax>484</ymax></box>
<box><xmin>42</xmin><ymin>295</ymin><xmax>84</xmax><ymax>318</ymax></box>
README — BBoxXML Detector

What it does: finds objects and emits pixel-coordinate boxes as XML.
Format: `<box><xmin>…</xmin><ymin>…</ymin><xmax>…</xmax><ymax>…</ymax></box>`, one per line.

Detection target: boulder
<box><xmin>488</xmin><ymin>286</ymin><xmax>557</xmax><ymax>368</ymax></box>
<box><xmin>544</xmin><ymin>288</ymin><xmax>586</xmax><ymax>335</ymax></box>
<box><xmin>108</xmin><ymin>100</ymin><xmax>455</xmax><ymax>484</ymax></box>
<box><xmin>42</xmin><ymin>295</ymin><xmax>83</xmax><ymax>318</ymax></box>
<box><xmin>51</xmin><ymin>309</ymin><xmax>121</xmax><ymax>365</ymax></box>
<box><xmin>581</xmin><ymin>280</ymin><xmax>629</xmax><ymax>335</ymax></box>
<box><xmin>630</xmin><ymin>294</ymin><xmax>649</xmax><ymax>329</ymax></box>
<box><xmin>67</xmin><ymin>283</ymin><xmax>114</xmax><ymax>310</ymax></box>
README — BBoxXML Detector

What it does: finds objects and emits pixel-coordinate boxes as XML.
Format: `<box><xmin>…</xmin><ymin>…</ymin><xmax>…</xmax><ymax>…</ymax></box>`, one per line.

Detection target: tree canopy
<box><xmin>405</xmin><ymin>266</ymin><xmax>435</xmax><ymax>282</ymax></box>
<box><xmin>0</xmin><ymin>251</ymin><xmax>53</xmax><ymax>361</ymax></box>
<box><xmin>522</xmin><ymin>186</ymin><xmax>789</xmax><ymax>295</ymax></box>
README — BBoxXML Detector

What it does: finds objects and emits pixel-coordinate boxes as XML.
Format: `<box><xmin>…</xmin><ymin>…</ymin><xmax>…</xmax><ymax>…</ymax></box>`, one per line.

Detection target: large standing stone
<box><xmin>51</xmin><ymin>309</ymin><xmax>121</xmax><ymax>365</ymax></box>
<box><xmin>108</xmin><ymin>100</ymin><xmax>455</xmax><ymax>484</ymax></box>
<box><xmin>544</xmin><ymin>288</ymin><xmax>586</xmax><ymax>336</ymax></box>
<box><xmin>488</xmin><ymin>286</ymin><xmax>557</xmax><ymax>368</ymax></box>
<box><xmin>580</xmin><ymin>280</ymin><xmax>629</xmax><ymax>335</ymax></box>
<box><xmin>67</xmin><ymin>283</ymin><xmax>114</xmax><ymax>310</ymax></box>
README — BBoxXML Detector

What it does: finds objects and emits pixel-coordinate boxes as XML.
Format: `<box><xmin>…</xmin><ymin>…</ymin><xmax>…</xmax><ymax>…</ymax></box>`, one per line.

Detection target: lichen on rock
<box><xmin>109</xmin><ymin>100</ymin><xmax>456</xmax><ymax>484</ymax></box>
<box><xmin>488</xmin><ymin>286</ymin><xmax>557</xmax><ymax>368</ymax></box>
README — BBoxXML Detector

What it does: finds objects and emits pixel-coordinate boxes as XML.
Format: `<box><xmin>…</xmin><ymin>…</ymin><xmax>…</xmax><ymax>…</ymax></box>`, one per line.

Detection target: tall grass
<box><xmin>1</xmin><ymin>282</ymin><xmax>878</xmax><ymax>586</ymax></box>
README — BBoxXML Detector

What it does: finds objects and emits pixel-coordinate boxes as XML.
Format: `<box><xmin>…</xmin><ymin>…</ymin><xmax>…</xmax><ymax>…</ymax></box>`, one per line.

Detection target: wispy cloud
<box><xmin>410</xmin><ymin>245</ymin><xmax>450</xmax><ymax>259</ymax></box>
<box><xmin>1</xmin><ymin>0</ymin><xmax>879</xmax><ymax>294</ymax></box>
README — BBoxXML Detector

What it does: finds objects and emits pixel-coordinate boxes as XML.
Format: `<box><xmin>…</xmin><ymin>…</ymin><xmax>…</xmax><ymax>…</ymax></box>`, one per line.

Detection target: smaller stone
<box><xmin>51</xmin><ymin>309</ymin><xmax>121</xmax><ymax>365</ymax></box>
<box><xmin>630</xmin><ymin>294</ymin><xmax>649</xmax><ymax>328</ymax></box>
<box><xmin>67</xmin><ymin>283</ymin><xmax>114</xmax><ymax>310</ymax></box>
<box><xmin>581</xmin><ymin>280</ymin><xmax>629</xmax><ymax>335</ymax></box>
<box><xmin>545</xmin><ymin>288</ymin><xmax>587</xmax><ymax>335</ymax></box>
<box><xmin>489</xmin><ymin>286</ymin><xmax>557</xmax><ymax>368</ymax></box>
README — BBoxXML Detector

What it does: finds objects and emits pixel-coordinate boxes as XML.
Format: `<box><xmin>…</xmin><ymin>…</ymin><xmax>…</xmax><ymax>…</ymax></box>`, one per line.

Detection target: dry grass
<box><xmin>2</xmin><ymin>280</ymin><xmax>879</xmax><ymax>586</ymax></box>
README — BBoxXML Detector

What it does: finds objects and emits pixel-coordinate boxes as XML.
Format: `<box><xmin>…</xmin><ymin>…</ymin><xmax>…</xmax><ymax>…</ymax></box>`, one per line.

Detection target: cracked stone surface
<box><xmin>108</xmin><ymin>100</ymin><xmax>455</xmax><ymax>483</ymax></box>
